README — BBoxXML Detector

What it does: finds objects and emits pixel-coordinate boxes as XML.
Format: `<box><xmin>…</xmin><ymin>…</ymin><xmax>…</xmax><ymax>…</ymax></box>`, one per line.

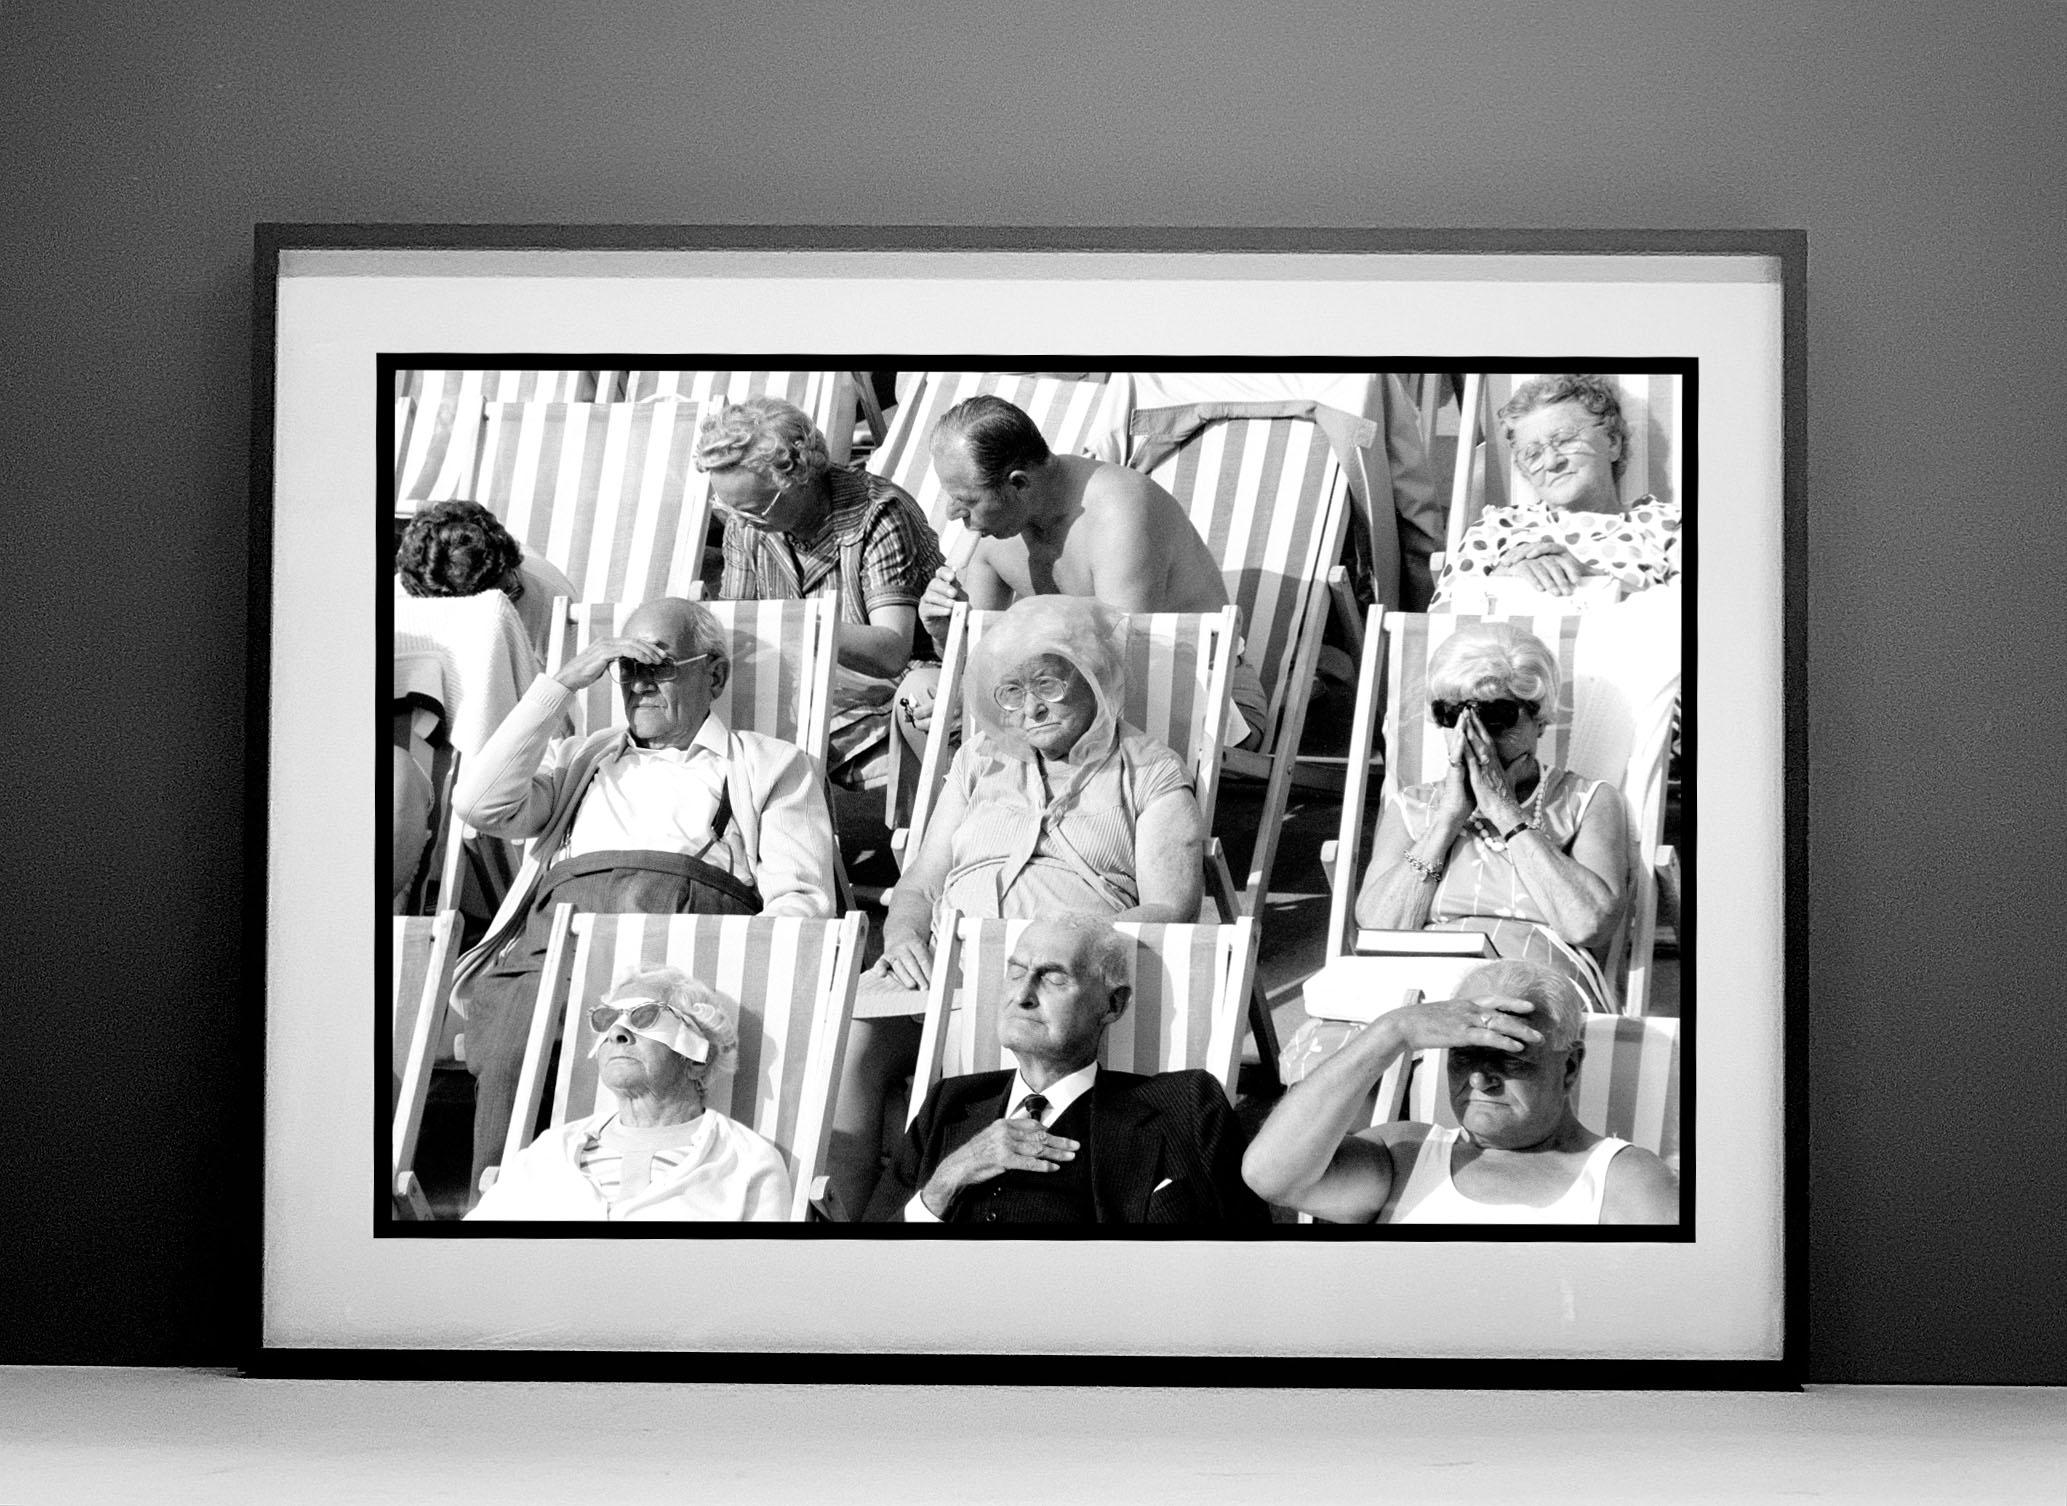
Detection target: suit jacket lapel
<box><xmin>938</xmin><ymin>1075</ymin><xmax>1013</xmax><ymax>1168</ymax></box>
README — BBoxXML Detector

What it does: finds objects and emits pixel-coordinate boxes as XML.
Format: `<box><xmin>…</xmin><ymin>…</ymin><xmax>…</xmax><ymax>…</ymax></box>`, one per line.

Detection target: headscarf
<box><xmin>963</xmin><ymin>596</ymin><xmax>1129</xmax><ymax>817</ymax></box>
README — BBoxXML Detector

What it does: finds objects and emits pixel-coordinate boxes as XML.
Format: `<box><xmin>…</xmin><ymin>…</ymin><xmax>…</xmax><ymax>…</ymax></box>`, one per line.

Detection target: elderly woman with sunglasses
<box><xmin>694</xmin><ymin>396</ymin><xmax>944</xmax><ymax>791</ymax></box>
<box><xmin>467</xmin><ymin>964</ymin><xmax>793</xmax><ymax>1221</ymax></box>
<box><xmin>1433</xmin><ymin>374</ymin><xmax>1680</xmax><ymax>607</ymax></box>
<box><xmin>827</xmin><ymin>595</ymin><xmax>1208</xmax><ymax>1218</ymax></box>
<box><xmin>1354</xmin><ymin>622</ymin><xmax>1628</xmax><ymax>1012</ymax></box>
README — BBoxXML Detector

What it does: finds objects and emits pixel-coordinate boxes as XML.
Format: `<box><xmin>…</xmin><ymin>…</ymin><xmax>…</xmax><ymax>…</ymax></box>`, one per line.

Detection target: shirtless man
<box><xmin>897</xmin><ymin>394</ymin><xmax>1266</xmax><ymax>745</ymax></box>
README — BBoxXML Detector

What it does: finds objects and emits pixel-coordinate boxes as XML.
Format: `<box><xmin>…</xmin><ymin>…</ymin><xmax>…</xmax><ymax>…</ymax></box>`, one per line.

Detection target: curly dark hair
<box><xmin>395</xmin><ymin>500</ymin><xmax>524</xmax><ymax>598</ymax></box>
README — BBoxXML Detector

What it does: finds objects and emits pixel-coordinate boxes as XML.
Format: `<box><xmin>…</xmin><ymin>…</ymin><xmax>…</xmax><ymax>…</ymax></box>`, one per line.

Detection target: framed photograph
<box><xmin>251</xmin><ymin>227</ymin><xmax>1803</xmax><ymax>1379</ymax></box>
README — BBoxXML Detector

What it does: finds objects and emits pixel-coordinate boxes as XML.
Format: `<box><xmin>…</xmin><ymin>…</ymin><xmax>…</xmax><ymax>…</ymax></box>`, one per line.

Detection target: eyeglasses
<box><xmin>588</xmin><ymin>1001</ymin><xmax>679</xmax><ymax>1034</ymax></box>
<box><xmin>993</xmin><ymin>672</ymin><xmax>1075</xmax><ymax>713</ymax></box>
<box><xmin>1430</xmin><ymin>697</ymin><xmax>1538</xmax><ymax>734</ymax></box>
<box><xmin>607</xmin><ymin>653</ymin><xmax>711</xmax><ymax>685</ymax></box>
<box><xmin>713</xmin><ymin>478</ymin><xmax>788</xmax><ymax>524</ymax></box>
<box><xmin>1513</xmin><ymin>422</ymin><xmax>1604</xmax><ymax>473</ymax></box>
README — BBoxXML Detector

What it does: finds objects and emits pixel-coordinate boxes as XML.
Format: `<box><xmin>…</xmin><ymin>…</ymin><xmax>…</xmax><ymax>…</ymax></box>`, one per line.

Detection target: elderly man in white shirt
<box><xmin>448</xmin><ymin>596</ymin><xmax>838</xmax><ymax>1201</ymax></box>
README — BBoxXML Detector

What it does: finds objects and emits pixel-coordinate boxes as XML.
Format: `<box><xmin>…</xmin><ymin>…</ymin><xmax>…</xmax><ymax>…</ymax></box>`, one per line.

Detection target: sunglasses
<box><xmin>606</xmin><ymin>652</ymin><xmax>711</xmax><ymax>685</ymax></box>
<box><xmin>588</xmin><ymin>1002</ymin><xmax>678</xmax><ymax>1034</ymax></box>
<box><xmin>1430</xmin><ymin>697</ymin><xmax>1538</xmax><ymax>734</ymax></box>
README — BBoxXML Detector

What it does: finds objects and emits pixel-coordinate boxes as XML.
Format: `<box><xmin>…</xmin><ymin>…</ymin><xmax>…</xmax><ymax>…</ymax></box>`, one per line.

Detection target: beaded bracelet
<box><xmin>1404</xmin><ymin>852</ymin><xmax>1444</xmax><ymax>883</ymax></box>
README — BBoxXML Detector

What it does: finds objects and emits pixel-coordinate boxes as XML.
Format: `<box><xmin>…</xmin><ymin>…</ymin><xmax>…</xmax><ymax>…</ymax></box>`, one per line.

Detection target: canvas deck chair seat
<box><xmin>908</xmin><ymin>915</ymin><xmax>1258</xmax><ymax>1130</ymax></box>
<box><xmin>393</xmin><ymin>369</ymin><xmax>621</xmax><ymax>511</ymax></box>
<box><xmin>1089</xmin><ymin>372</ymin><xmax>1443</xmax><ymax>615</ymax></box>
<box><xmin>1437</xmin><ymin>372</ymin><xmax>1682</xmax><ymax>592</ymax></box>
<box><xmin>1325</xmin><ymin>593</ymin><xmax>1682</xmax><ymax>1015</ymax></box>
<box><xmin>498</xmin><ymin>910</ymin><xmax>866</xmax><ymax>1221</ymax></box>
<box><xmin>624</xmin><ymin>369</ymin><xmax>863</xmax><ymax>464</ymax></box>
<box><xmin>893</xmin><ymin>601</ymin><xmax>1239</xmax><ymax>873</ymax></box>
<box><xmin>1398</xmin><ymin>1014</ymin><xmax>1683</xmax><ymax>1170</ymax></box>
<box><xmin>468</xmin><ymin>397</ymin><xmax>709</xmax><ymax>604</ymax></box>
<box><xmin>391</xmin><ymin>910</ymin><xmax>463</xmax><ymax>1219</ymax></box>
<box><xmin>1122</xmin><ymin>406</ymin><xmax>1355</xmax><ymax>913</ymax></box>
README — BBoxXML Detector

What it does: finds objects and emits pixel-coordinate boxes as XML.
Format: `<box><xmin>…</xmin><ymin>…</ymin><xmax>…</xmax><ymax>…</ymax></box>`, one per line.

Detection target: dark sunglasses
<box><xmin>1430</xmin><ymin>697</ymin><xmax>1538</xmax><ymax>734</ymax></box>
<box><xmin>588</xmin><ymin>1002</ymin><xmax>675</xmax><ymax>1034</ymax></box>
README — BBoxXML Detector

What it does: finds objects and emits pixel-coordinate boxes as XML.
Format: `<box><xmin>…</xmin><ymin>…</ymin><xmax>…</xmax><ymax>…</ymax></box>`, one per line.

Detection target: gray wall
<box><xmin>5</xmin><ymin>1</ymin><xmax>2061</xmax><ymax>1379</ymax></box>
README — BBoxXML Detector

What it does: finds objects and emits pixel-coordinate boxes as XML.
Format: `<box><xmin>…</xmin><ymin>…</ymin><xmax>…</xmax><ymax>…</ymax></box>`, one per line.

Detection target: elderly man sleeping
<box><xmin>449</xmin><ymin>596</ymin><xmax>838</xmax><ymax>1201</ymax></box>
<box><xmin>1242</xmin><ymin>960</ymin><xmax>1678</xmax><ymax>1224</ymax></box>
<box><xmin>467</xmin><ymin>964</ymin><xmax>792</xmax><ymax>1221</ymax></box>
<box><xmin>870</xmin><ymin>915</ymin><xmax>1268</xmax><ymax>1226</ymax></box>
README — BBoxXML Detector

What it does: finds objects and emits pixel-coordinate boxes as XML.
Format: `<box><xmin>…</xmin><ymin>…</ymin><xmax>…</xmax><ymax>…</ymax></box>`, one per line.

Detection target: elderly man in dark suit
<box><xmin>872</xmin><ymin>915</ymin><xmax>1268</xmax><ymax>1225</ymax></box>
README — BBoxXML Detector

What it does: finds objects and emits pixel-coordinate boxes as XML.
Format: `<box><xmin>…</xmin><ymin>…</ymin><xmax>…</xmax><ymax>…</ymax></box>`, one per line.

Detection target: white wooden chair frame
<box><xmin>391</xmin><ymin>910</ymin><xmax>462</xmax><ymax>1219</ymax></box>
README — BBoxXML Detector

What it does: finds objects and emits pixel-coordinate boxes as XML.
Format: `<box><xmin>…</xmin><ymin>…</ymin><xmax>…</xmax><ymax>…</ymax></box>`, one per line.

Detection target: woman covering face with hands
<box><xmin>1352</xmin><ymin>622</ymin><xmax>1628</xmax><ymax>1013</ymax></box>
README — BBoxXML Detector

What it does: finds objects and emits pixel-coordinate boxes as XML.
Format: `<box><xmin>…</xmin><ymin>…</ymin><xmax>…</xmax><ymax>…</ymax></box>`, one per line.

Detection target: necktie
<box><xmin>1016</xmin><ymin>1093</ymin><xmax>1048</xmax><ymax>1126</ymax></box>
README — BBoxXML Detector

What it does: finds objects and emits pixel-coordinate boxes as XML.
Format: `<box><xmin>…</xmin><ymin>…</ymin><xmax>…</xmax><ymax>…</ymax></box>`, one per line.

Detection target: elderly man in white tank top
<box><xmin>1241</xmin><ymin>959</ymin><xmax>1678</xmax><ymax>1224</ymax></box>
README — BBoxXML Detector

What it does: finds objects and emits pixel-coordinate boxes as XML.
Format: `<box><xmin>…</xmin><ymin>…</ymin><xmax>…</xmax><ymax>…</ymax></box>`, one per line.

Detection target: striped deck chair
<box><xmin>894</xmin><ymin>602</ymin><xmax>1240</xmax><ymax>873</ymax></box>
<box><xmin>544</xmin><ymin>596</ymin><xmax>837</xmax><ymax>758</ymax></box>
<box><xmin>908</xmin><ymin>915</ymin><xmax>1258</xmax><ymax>1130</ymax></box>
<box><xmin>1326</xmin><ymin>595</ymin><xmax>1682</xmax><ymax>1014</ymax></box>
<box><xmin>1137</xmin><ymin>411</ymin><xmax>1355</xmax><ymax>913</ymax></box>
<box><xmin>471</xmin><ymin>398</ymin><xmax>709</xmax><ymax>603</ymax></box>
<box><xmin>393</xmin><ymin>369</ymin><xmax>621</xmax><ymax>508</ymax></box>
<box><xmin>1400</xmin><ymin>1014</ymin><xmax>1683</xmax><ymax>1170</ymax></box>
<box><xmin>867</xmin><ymin>372</ymin><xmax>1111</xmax><ymax>543</ymax></box>
<box><xmin>504</xmin><ymin>909</ymin><xmax>866</xmax><ymax>1221</ymax></box>
<box><xmin>1443</xmin><ymin>372</ymin><xmax>1682</xmax><ymax>564</ymax></box>
<box><xmin>391</xmin><ymin>910</ymin><xmax>462</xmax><ymax>1219</ymax></box>
<box><xmin>624</xmin><ymin>370</ymin><xmax>862</xmax><ymax>464</ymax></box>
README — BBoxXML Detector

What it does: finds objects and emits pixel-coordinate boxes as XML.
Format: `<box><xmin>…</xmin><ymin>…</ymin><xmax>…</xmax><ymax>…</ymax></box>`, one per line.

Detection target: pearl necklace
<box><xmin>1466</xmin><ymin>764</ymin><xmax>1552</xmax><ymax>854</ymax></box>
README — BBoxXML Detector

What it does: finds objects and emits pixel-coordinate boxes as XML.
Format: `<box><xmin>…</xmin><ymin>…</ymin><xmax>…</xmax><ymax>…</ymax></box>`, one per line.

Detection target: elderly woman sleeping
<box><xmin>466</xmin><ymin>964</ymin><xmax>793</xmax><ymax>1221</ymax></box>
<box><xmin>829</xmin><ymin>594</ymin><xmax>1209</xmax><ymax>1217</ymax></box>
<box><xmin>1433</xmin><ymin>374</ymin><xmax>1680</xmax><ymax>606</ymax></box>
<box><xmin>1354</xmin><ymin>621</ymin><xmax>1627</xmax><ymax>1013</ymax></box>
<box><xmin>1244</xmin><ymin>959</ymin><xmax>1678</xmax><ymax>1223</ymax></box>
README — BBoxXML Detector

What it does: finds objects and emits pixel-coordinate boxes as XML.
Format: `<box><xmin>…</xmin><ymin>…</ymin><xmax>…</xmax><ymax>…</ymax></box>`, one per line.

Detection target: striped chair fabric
<box><xmin>544</xmin><ymin>596</ymin><xmax>837</xmax><ymax>763</ymax></box>
<box><xmin>471</xmin><ymin>398</ymin><xmax>709</xmax><ymax>603</ymax></box>
<box><xmin>1138</xmin><ymin>415</ymin><xmax>1355</xmax><ymax>933</ymax></box>
<box><xmin>391</xmin><ymin>910</ymin><xmax>462</xmax><ymax>1218</ymax></box>
<box><xmin>908</xmin><ymin>915</ymin><xmax>1257</xmax><ymax>1132</ymax></box>
<box><xmin>623</xmin><ymin>370</ymin><xmax>860</xmax><ymax>464</ymax></box>
<box><xmin>1444</xmin><ymin>373</ymin><xmax>1682</xmax><ymax>561</ymax></box>
<box><xmin>511</xmin><ymin>910</ymin><xmax>866</xmax><ymax>1222</ymax></box>
<box><xmin>1326</xmin><ymin>596</ymin><xmax>1682</xmax><ymax>1014</ymax></box>
<box><xmin>393</xmin><ymin>370</ymin><xmax>621</xmax><ymax>506</ymax></box>
<box><xmin>898</xmin><ymin>603</ymin><xmax>1239</xmax><ymax>866</ymax></box>
<box><xmin>866</xmin><ymin>372</ymin><xmax>1112</xmax><ymax>535</ymax></box>
<box><xmin>1401</xmin><ymin>1014</ymin><xmax>1682</xmax><ymax>1167</ymax></box>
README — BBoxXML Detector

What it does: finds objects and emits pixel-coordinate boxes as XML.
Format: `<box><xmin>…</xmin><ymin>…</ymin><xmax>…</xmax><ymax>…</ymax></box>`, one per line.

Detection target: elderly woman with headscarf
<box><xmin>1433</xmin><ymin>374</ymin><xmax>1680</xmax><ymax>607</ymax></box>
<box><xmin>1245</xmin><ymin>959</ymin><xmax>1677</xmax><ymax>1224</ymax></box>
<box><xmin>828</xmin><ymin>594</ymin><xmax>1209</xmax><ymax>1218</ymax></box>
<box><xmin>1354</xmin><ymin>620</ymin><xmax>1628</xmax><ymax>1012</ymax></box>
<box><xmin>694</xmin><ymin>396</ymin><xmax>945</xmax><ymax>791</ymax></box>
<box><xmin>395</xmin><ymin>499</ymin><xmax>577</xmax><ymax>659</ymax></box>
<box><xmin>466</xmin><ymin>964</ymin><xmax>793</xmax><ymax>1221</ymax></box>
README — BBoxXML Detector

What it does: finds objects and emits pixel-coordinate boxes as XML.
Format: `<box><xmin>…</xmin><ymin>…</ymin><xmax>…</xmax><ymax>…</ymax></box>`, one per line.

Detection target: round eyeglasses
<box><xmin>1513</xmin><ymin>421</ymin><xmax>1604</xmax><ymax>473</ymax></box>
<box><xmin>607</xmin><ymin>652</ymin><xmax>711</xmax><ymax>685</ymax></box>
<box><xmin>993</xmin><ymin>672</ymin><xmax>1075</xmax><ymax>713</ymax></box>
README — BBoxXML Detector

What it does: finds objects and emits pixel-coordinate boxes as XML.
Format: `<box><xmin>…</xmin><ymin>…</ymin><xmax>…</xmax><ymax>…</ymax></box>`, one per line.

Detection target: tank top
<box><xmin>1388</xmin><ymin>1125</ymin><xmax>1629</xmax><ymax>1224</ymax></box>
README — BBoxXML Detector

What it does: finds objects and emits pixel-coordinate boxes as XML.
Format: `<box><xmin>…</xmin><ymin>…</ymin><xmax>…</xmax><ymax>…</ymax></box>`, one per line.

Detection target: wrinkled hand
<box><xmin>872</xmin><ymin>924</ymin><xmax>935</xmax><ymax>991</ymax></box>
<box><xmin>1457</xmin><ymin>708</ymin><xmax>1527</xmax><ymax>829</ymax></box>
<box><xmin>1493</xmin><ymin>542</ymin><xmax>1589</xmax><ymax>596</ymax></box>
<box><xmin>1433</xmin><ymin>724</ymin><xmax>1475</xmax><ymax>829</ymax></box>
<box><xmin>922</xmin><ymin>1113</ymin><xmax>1080</xmax><ymax>1215</ymax></box>
<box><xmin>1388</xmin><ymin>992</ymin><xmax>1541</xmax><ymax>1054</ymax></box>
<box><xmin>917</xmin><ymin>565</ymin><xmax>968</xmax><ymax>650</ymax></box>
<box><xmin>555</xmin><ymin>634</ymin><xmax>667</xmax><ymax>693</ymax></box>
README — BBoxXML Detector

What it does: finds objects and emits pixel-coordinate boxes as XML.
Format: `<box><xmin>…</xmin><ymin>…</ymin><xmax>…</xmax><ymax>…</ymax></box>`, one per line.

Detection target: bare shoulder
<box><xmin>1078</xmin><ymin>457</ymin><xmax>1183</xmax><ymax>526</ymax></box>
<box><xmin>1600</xmin><ymin>1143</ymin><xmax>1680</xmax><ymax>1225</ymax></box>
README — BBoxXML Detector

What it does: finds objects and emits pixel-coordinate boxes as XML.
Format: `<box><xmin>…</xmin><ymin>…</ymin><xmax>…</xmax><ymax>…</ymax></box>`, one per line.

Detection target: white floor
<box><xmin>2</xmin><ymin>1370</ymin><xmax>2059</xmax><ymax>1503</ymax></box>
